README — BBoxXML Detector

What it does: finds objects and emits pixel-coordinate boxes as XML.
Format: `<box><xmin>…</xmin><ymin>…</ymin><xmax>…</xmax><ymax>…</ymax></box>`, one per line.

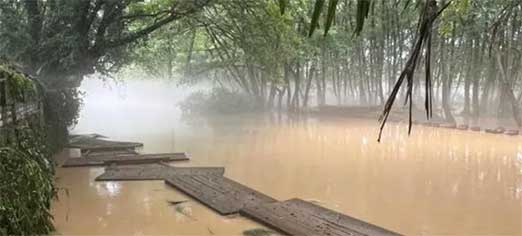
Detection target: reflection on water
<box><xmin>52</xmin><ymin>79</ymin><xmax>522</xmax><ymax>236</ymax></box>
<box><xmin>95</xmin><ymin>182</ymin><xmax>121</xmax><ymax>198</ymax></box>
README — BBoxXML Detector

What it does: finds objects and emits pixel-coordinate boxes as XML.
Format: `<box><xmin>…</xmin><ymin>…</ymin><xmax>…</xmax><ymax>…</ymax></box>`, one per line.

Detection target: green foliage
<box><xmin>128</xmin><ymin>22</ymin><xmax>207</xmax><ymax>80</ymax></box>
<box><xmin>0</xmin><ymin>127</ymin><xmax>56</xmax><ymax>235</ymax></box>
<box><xmin>0</xmin><ymin>63</ymin><xmax>35</xmax><ymax>102</ymax></box>
<box><xmin>278</xmin><ymin>0</ymin><xmax>288</xmax><ymax>15</ymax></box>
<box><xmin>0</xmin><ymin>0</ymin><xmax>210</xmax><ymax>88</ymax></box>
<box><xmin>324</xmin><ymin>0</ymin><xmax>339</xmax><ymax>36</ymax></box>
<box><xmin>309</xmin><ymin>0</ymin><xmax>326</xmax><ymax>37</ymax></box>
<box><xmin>47</xmin><ymin>89</ymin><xmax>83</xmax><ymax>127</ymax></box>
<box><xmin>179</xmin><ymin>87</ymin><xmax>263</xmax><ymax>115</ymax></box>
<box><xmin>308</xmin><ymin>0</ymin><xmax>371</xmax><ymax>37</ymax></box>
<box><xmin>438</xmin><ymin>0</ymin><xmax>474</xmax><ymax>37</ymax></box>
<box><xmin>0</xmin><ymin>61</ymin><xmax>58</xmax><ymax>235</ymax></box>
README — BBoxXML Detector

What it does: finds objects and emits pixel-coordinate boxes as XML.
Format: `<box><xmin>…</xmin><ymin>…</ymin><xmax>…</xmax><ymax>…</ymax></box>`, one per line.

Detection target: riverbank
<box><xmin>308</xmin><ymin>105</ymin><xmax>522</xmax><ymax>137</ymax></box>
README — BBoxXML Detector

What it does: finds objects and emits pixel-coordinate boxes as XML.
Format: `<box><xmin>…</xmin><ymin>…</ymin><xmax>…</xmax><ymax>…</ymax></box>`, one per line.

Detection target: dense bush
<box><xmin>0</xmin><ymin>64</ymin><xmax>36</xmax><ymax>102</ymax></box>
<box><xmin>44</xmin><ymin>88</ymin><xmax>84</xmax><ymax>153</ymax></box>
<box><xmin>0</xmin><ymin>129</ymin><xmax>55</xmax><ymax>235</ymax></box>
<box><xmin>0</xmin><ymin>63</ymin><xmax>57</xmax><ymax>235</ymax></box>
<box><xmin>179</xmin><ymin>87</ymin><xmax>264</xmax><ymax>115</ymax></box>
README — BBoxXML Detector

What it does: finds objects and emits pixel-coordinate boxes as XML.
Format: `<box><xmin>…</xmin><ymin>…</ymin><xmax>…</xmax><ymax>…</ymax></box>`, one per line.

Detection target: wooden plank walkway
<box><xmin>241</xmin><ymin>198</ymin><xmax>402</xmax><ymax>236</ymax></box>
<box><xmin>165</xmin><ymin>175</ymin><xmax>277</xmax><ymax>215</ymax></box>
<box><xmin>69</xmin><ymin>133</ymin><xmax>108</xmax><ymax>140</ymax></box>
<box><xmin>83</xmin><ymin>149</ymin><xmax>139</xmax><ymax>157</ymax></box>
<box><xmin>62</xmin><ymin>153</ymin><xmax>189</xmax><ymax>167</ymax></box>
<box><xmin>71</xmin><ymin>133</ymin><xmax>401</xmax><ymax>235</ymax></box>
<box><xmin>95</xmin><ymin>163</ymin><xmax>225</xmax><ymax>181</ymax></box>
<box><xmin>67</xmin><ymin>136</ymin><xmax>143</xmax><ymax>152</ymax></box>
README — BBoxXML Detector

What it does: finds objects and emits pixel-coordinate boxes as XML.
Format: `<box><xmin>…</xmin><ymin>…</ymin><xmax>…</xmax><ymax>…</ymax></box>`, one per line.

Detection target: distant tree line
<box><xmin>1</xmin><ymin>0</ymin><xmax>520</xmax><ymax>127</ymax></box>
<box><xmin>154</xmin><ymin>0</ymin><xmax>520</xmax><ymax>127</ymax></box>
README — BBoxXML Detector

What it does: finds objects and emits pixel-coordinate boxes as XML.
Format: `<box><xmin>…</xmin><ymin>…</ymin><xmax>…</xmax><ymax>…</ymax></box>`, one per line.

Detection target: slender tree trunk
<box><xmin>284</xmin><ymin>63</ymin><xmax>292</xmax><ymax>109</ymax></box>
<box><xmin>303</xmin><ymin>61</ymin><xmax>316</xmax><ymax>107</ymax></box>
<box><xmin>496</xmin><ymin>50</ymin><xmax>522</xmax><ymax>127</ymax></box>
<box><xmin>440</xmin><ymin>37</ymin><xmax>455</xmax><ymax>123</ymax></box>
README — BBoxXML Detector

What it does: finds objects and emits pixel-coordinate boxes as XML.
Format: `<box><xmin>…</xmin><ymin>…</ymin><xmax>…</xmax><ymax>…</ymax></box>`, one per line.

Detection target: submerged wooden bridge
<box><xmin>64</xmin><ymin>134</ymin><xmax>402</xmax><ymax>236</ymax></box>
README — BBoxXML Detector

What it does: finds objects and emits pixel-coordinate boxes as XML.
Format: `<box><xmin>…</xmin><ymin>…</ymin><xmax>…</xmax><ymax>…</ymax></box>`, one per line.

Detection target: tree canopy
<box><xmin>0</xmin><ymin>0</ymin><xmax>211</xmax><ymax>87</ymax></box>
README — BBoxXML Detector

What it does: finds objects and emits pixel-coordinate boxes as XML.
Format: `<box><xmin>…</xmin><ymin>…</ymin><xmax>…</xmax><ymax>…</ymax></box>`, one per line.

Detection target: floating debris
<box><xmin>167</xmin><ymin>200</ymin><xmax>189</xmax><ymax>206</ymax></box>
<box><xmin>485</xmin><ymin>127</ymin><xmax>505</xmax><ymax>134</ymax></box>
<box><xmin>172</xmin><ymin>201</ymin><xmax>195</xmax><ymax>220</ymax></box>
<box><xmin>243</xmin><ymin>228</ymin><xmax>276</xmax><ymax>236</ymax></box>
<box><xmin>207</xmin><ymin>227</ymin><xmax>215</xmax><ymax>235</ymax></box>
<box><xmin>504</xmin><ymin>130</ymin><xmax>520</xmax><ymax>136</ymax></box>
<box><xmin>456</xmin><ymin>124</ymin><xmax>469</xmax><ymax>130</ymax></box>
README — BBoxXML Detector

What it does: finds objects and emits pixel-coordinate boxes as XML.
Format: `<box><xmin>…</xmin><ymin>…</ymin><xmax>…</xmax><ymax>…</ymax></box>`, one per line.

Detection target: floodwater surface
<box><xmin>52</xmin><ymin>79</ymin><xmax>522</xmax><ymax>236</ymax></box>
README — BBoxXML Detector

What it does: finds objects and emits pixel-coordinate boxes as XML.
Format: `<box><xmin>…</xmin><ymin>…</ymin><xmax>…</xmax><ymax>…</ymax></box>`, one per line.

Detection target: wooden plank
<box><xmin>84</xmin><ymin>152</ymin><xmax>188</xmax><ymax>161</ymax></box>
<box><xmin>95</xmin><ymin>163</ymin><xmax>225</xmax><ymax>181</ymax></box>
<box><xmin>62</xmin><ymin>158</ymin><xmax>159</xmax><ymax>167</ymax></box>
<box><xmin>164</xmin><ymin>175</ymin><xmax>277</xmax><ymax>215</ymax></box>
<box><xmin>83</xmin><ymin>149</ymin><xmax>138</xmax><ymax>157</ymax></box>
<box><xmin>69</xmin><ymin>133</ymin><xmax>108</xmax><ymax>141</ymax></box>
<box><xmin>241</xmin><ymin>199</ymin><xmax>402</xmax><ymax>236</ymax></box>
<box><xmin>62</xmin><ymin>153</ymin><xmax>188</xmax><ymax>167</ymax></box>
<box><xmin>66</xmin><ymin>136</ymin><xmax>143</xmax><ymax>151</ymax></box>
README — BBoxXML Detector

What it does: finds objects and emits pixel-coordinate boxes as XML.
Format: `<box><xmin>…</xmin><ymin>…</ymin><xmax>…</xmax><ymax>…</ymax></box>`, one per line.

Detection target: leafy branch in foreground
<box><xmin>377</xmin><ymin>0</ymin><xmax>452</xmax><ymax>142</ymax></box>
<box><xmin>295</xmin><ymin>0</ymin><xmax>371</xmax><ymax>37</ymax></box>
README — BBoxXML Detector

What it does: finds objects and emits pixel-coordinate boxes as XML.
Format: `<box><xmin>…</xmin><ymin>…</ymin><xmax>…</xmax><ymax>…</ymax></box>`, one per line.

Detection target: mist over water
<box><xmin>74</xmin><ymin>78</ymin><xmax>198</xmax><ymax>140</ymax></box>
<box><xmin>51</xmin><ymin>78</ymin><xmax>522</xmax><ymax>236</ymax></box>
<box><xmin>2</xmin><ymin>0</ymin><xmax>521</xmax><ymax>235</ymax></box>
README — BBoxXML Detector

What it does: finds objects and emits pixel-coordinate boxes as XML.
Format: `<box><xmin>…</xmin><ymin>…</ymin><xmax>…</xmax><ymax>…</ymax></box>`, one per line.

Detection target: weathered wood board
<box><xmin>85</xmin><ymin>152</ymin><xmax>187</xmax><ymax>161</ymax></box>
<box><xmin>69</xmin><ymin>133</ymin><xmax>108</xmax><ymax>141</ymax></box>
<box><xmin>241</xmin><ymin>198</ymin><xmax>402</xmax><ymax>236</ymax></box>
<box><xmin>95</xmin><ymin>163</ymin><xmax>225</xmax><ymax>181</ymax></box>
<box><xmin>67</xmin><ymin>136</ymin><xmax>143</xmax><ymax>152</ymax></box>
<box><xmin>62</xmin><ymin>153</ymin><xmax>188</xmax><ymax>167</ymax></box>
<box><xmin>83</xmin><ymin>149</ymin><xmax>139</xmax><ymax>157</ymax></box>
<box><xmin>164</xmin><ymin>175</ymin><xmax>277</xmax><ymax>215</ymax></box>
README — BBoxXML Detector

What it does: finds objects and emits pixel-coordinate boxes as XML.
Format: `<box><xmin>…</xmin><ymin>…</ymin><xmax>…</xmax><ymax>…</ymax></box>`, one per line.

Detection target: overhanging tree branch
<box><xmin>377</xmin><ymin>0</ymin><xmax>451</xmax><ymax>142</ymax></box>
<box><xmin>99</xmin><ymin>0</ymin><xmax>212</xmax><ymax>49</ymax></box>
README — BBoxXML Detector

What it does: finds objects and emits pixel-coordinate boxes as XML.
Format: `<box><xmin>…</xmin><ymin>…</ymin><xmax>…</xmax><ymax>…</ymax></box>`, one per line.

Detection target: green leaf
<box><xmin>324</xmin><ymin>0</ymin><xmax>339</xmax><ymax>36</ymax></box>
<box><xmin>278</xmin><ymin>0</ymin><xmax>287</xmax><ymax>15</ymax></box>
<box><xmin>309</xmin><ymin>0</ymin><xmax>325</xmax><ymax>37</ymax></box>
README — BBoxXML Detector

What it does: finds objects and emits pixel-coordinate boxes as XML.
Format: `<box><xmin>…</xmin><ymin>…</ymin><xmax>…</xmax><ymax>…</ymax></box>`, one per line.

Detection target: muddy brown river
<box><xmin>51</xmin><ymin>79</ymin><xmax>522</xmax><ymax>235</ymax></box>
